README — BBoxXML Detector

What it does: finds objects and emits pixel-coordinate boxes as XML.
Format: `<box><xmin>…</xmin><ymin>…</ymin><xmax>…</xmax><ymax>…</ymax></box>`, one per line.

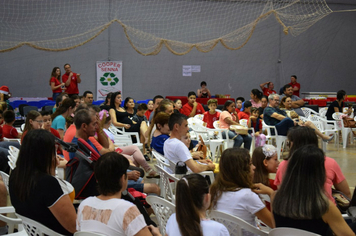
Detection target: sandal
<box><xmin>322</xmin><ymin>134</ymin><xmax>334</xmax><ymax>142</ymax></box>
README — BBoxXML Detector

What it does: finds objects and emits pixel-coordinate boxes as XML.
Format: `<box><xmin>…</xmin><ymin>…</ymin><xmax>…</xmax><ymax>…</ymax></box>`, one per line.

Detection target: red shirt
<box><xmin>0</xmin><ymin>125</ymin><xmax>2</xmax><ymax>140</ymax></box>
<box><xmin>62</xmin><ymin>72</ymin><xmax>79</xmax><ymax>94</ymax></box>
<box><xmin>262</xmin><ymin>87</ymin><xmax>276</xmax><ymax>96</ymax></box>
<box><xmin>2</xmin><ymin>124</ymin><xmax>19</xmax><ymax>139</ymax></box>
<box><xmin>238</xmin><ymin>111</ymin><xmax>250</xmax><ymax>121</ymax></box>
<box><xmin>235</xmin><ymin>108</ymin><xmax>241</xmax><ymax>114</ymax></box>
<box><xmin>50</xmin><ymin>77</ymin><xmax>62</xmax><ymax>93</ymax></box>
<box><xmin>144</xmin><ymin>110</ymin><xmax>153</xmax><ymax>120</ymax></box>
<box><xmin>289</xmin><ymin>82</ymin><xmax>300</xmax><ymax>97</ymax></box>
<box><xmin>180</xmin><ymin>103</ymin><xmax>205</xmax><ymax>117</ymax></box>
<box><xmin>203</xmin><ymin>111</ymin><xmax>220</xmax><ymax>129</ymax></box>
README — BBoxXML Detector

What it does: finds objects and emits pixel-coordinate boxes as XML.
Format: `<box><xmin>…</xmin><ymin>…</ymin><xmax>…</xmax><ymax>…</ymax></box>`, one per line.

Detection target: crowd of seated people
<box><xmin>1</xmin><ymin>81</ymin><xmax>356</xmax><ymax>236</ymax></box>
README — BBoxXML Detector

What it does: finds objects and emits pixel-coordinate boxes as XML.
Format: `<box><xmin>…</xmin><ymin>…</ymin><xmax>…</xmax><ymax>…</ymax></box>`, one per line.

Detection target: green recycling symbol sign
<box><xmin>100</xmin><ymin>73</ymin><xmax>119</xmax><ymax>86</ymax></box>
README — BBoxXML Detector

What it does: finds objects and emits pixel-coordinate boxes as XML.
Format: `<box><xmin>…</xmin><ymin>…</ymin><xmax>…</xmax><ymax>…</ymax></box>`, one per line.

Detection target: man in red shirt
<box><xmin>180</xmin><ymin>91</ymin><xmax>205</xmax><ymax>117</ymax></box>
<box><xmin>260</xmin><ymin>81</ymin><xmax>276</xmax><ymax>96</ymax></box>
<box><xmin>62</xmin><ymin>63</ymin><xmax>82</xmax><ymax>97</ymax></box>
<box><xmin>289</xmin><ymin>75</ymin><xmax>300</xmax><ymax>97</ymax></box>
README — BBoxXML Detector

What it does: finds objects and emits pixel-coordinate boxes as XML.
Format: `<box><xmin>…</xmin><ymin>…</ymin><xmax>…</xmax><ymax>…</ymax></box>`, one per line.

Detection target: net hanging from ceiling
<box><xmin>0</xmin><ymin>0</ymin><xmax>336</xmax><ymax>55</ymax></box>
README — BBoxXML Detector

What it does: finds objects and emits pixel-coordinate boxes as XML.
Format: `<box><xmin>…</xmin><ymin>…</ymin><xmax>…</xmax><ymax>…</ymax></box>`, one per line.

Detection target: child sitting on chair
<box><xmin>203</xmin><ymin>99</ymin><xmax>220</xmax><ymax>129</ymax></box>
<box><xmin>250</xmin><ymin>107</ymin><xmax>266</xmax><ymax>147</ymax></box>
<box><xmin>2</xmin><ymin>110</ymin><xmax>21</xmax><ymax>139</ymax></box>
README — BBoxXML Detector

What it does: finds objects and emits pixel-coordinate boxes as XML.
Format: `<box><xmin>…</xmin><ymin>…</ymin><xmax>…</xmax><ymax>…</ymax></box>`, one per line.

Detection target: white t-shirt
<box><xmin>166</xmin><ymin>213</ymin><xmax>229</xmax><ymax>236</ymax></box>
<box><xmin>215</xmin><ymin>189</ymin><xmax>265</xmax><ymax>236</ymax></box>
<box><xmin>163</xmin><ymin>138</ymin><xmax>192</xmax><ymax>174</ymax></box>
<box><xmin>77</xmin><ymin>197</ymin><xmax>147</xmax><ymax>236</ymax></box>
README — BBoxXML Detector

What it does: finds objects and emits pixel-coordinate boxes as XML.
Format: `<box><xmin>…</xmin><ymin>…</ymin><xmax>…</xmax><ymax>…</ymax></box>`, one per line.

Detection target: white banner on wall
<box><xmin>96</xmin><ymin>61</ymin><xmax>123</xmax><ymax>100</ymax></box>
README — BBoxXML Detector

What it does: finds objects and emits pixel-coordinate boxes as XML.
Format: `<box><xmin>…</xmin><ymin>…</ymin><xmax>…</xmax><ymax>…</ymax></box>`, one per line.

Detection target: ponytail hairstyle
<box><xmin>176</xmin><ymin>173</ymin><xmax>209</xmax><ymax>236</ymax></box>
<box><xmin>252</xmin><ymin>145</ymin><xmax>277</xmax><ymax>186</ymax></box>
<box><xmin>251</xmin><ymin>89</ymin><xmax>263</xmax><ymax>100</ymax></box>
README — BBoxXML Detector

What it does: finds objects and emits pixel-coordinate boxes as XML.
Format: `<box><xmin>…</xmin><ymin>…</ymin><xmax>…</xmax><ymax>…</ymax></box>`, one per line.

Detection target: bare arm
<box><xmin>185</xmin><ymin>159</ymin><xmax>215</xmax><ymax>173</ymax></box>
<box><xmin>334</xmin><ymin>179</ymin><xmax>351</xmax><ymax>199</ymax></box>
<box><xmin>76</xmin><ymin>73</ymin><xmax>81</xmax><ymax>83</ymax></box>
<box><xmin>96</xmin><ymin>129</ymin><xmax>109</xmax><ymax>149</ymax></box>
<box><xmin>322</xmin><ymin>201</ymin><xmax>355</xmax><ymax>236</ymax></box>
<box><xmin>207</xmin><ymin>89</ymin><xmax>211</xmax><ymax>97</ymax></box>
<box><xmin>224</xmin><ymin>117</ymin><xmax>239</xmax><ymax>125</ymax></box>
<box><xmin>109</xmin><ymin>108</ymin><xmax>130</xmax><ymax>129</ymax></box>
<box><xmin>64</xmin><ymin>73</ymin><xmax>72</xmax><ymax>87</ymax></box>
<box><xmin>259</xmin><ymin>82</ymin><xmax>269</xmax><ymax>90</ymax></box>
<box><xmin>292</xmin><ymin>86</ymin><xmax>299</xmax><ymax>92</ymax></box>
<box><xmin>291</xmin><ymin>99</ymin><xmax>305</xmax><ymax>108</ymax></box>
<box><xmin>50</xmin><ymin>82</ymin><xmax>64</xmax><ymax>91</ymax></box>
<box><xmin>97</xmin><ymin>137</ymin><xmax>115</xmax><ymax>155</ymax></box>
<box><xmin>135</xmin><ymin>225</ymin><xmax>162</xmax><ymax>236</ymax></box>
<box><xmin>188</xmin><ymin>102</ymin><xmax>198</xmax><ymax>117</ymax></box>
<box><xmin>254</xmin><ymin>207</ymin><xmax>275</xmax><ymax>229</ymax></box>
<box><xmin>197</xmin><ymin>89</ymin><xmax>202</xmax><ymax>98</ymax></box>
<box><xmin>270</xmin><ymin>112</ymin><xmax>286</xmax><ymax>121</ymax></box>
<box><xmin>49</xmin><ymin>195</ymin><xmax>77</xmax><ymax>233</ymax></box>
<box><xmin>57</xmin><ymin>129</ymin><xmax>64</xmax><ymax>140</ymax></box>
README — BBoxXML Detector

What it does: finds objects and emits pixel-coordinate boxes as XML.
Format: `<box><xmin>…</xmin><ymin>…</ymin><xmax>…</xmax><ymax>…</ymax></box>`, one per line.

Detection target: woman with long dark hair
<box><xmin>49</xmin><ymin>67</ymin><xmax>65</xmax><ymax>101</ymax></box>
<box><xmin>51</xmin><ymin>98</ymin><xmax>76</xmax><ymax>139</ymax></box>
<box><xmin>218</xmin><ymin>100</ymin><xmax>252</xmax><ymax>149</ymax></box>
<box><xmin>9</xmin><ymin>129</ymin><xmax>76</xmax><ymax>235</ymax></box>
<box><xmin>210</xmin><ymin>148</ymin><xmax>274</xmax><ymax>234</ymax></box>
<box><xmin>166</xmin><ymin>173</ymin><xmax>229</xmax><ymax>236</ymax></box>
<box><xmin>272</xmin><ymin>145</ymin><xmax>354</xmax><ymax>235</ymax></box>
<box><xmin>250</xmin><ymin>89</ymin><xmax>263</xmax><ymax>108</ymax></box>
<box><xmin>274</xmin><ymin>126</ymin><xmax>351</xmax><ymax>202</ymax></box>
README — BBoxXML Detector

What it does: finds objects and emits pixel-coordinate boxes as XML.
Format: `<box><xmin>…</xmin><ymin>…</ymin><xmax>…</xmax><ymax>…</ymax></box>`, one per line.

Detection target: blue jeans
<box><xmin>52</xmin><ymin>92</ymin><xmax>61</xmax><ymax>101</ymax></box>
<box><xmin>223</xmin><ymin>130</ymin><xmax>252</xmax><ymax>150</ymax></box>
<box><xmin>275</xmin><ymin>118</ymin><xmax>294</xmax><ymax>136</ymax></box>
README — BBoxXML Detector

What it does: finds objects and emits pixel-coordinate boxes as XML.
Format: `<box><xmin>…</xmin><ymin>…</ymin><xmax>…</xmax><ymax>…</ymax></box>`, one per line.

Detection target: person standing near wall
<box><xmin>62</xmin><ymin>63</ymin><xmax>81</xmax><ymax>98</ymax></box>
<box><xmin>49</xmin><ymin>67</ymin><xmax>65</xmax><ymax>101</ymax></box>
<box><xmin>289</xmin><ymin>75</ymin><xmax>300</xmax><ymax>97</ymax></box>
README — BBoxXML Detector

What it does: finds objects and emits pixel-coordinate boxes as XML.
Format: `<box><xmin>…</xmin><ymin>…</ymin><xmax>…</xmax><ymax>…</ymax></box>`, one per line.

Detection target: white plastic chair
<box><xmin>213</xmin><ymin>120</ymin><xmax>234</xmax><ymax>150</ymax></box>
<box><xmin>15</xmin><ymin>213</ymin><xmax>65</xmax><ymax>236</ymax></box>
<box><xmin>318</xmin><ymin>107</ymin><xmax>328</xmax><ymax>119</ymax></box>
<box><xmin>262</xmin><ymin>121</ymin><xmax>287</xmax><ymax>159</ymax></box>
<box><xmin>3</xmin><ymin>138</ymin><xmax>21</xmax><ymax>144</ymax></box>
<box><xmin>151</xmin><ymin>150</ymin><xmax>170</xmax><ymax>168</ymax></box>
<box><xmin>239</xmin><ymin>119</ymin><xmax>255</xmax><ymax>156</ymax></box>
<box><xmin>194</xmin><ymin>114</ymin><xmax>204</xmax><ymax>120</ymax></box>
<box><xmin>188</xmin><ymin>118</ymin><xmax>224</xmax><ymax>162</ymax></box>
<box><xmin>0</xmin><ymin>171</ymin><xmax>9</xmax><ymax>193</ymax></box>
<box><xmin>155</xmin><ymin>165</ymin><xmax>179</xmax><ymax>203</ymax></box>
<box><xmin>269</xmin><ymin>227</ymin><xmax>321</xmax><ymax>236</ymax></box>
<box><xmin>308</xmin><ymin>114</ymin><xmax>339</xmax><ymax>151</ymax></box>
<box><xmin>301</xmin><ymin>107</ymin><xmax>319</xmax><ymax>119</ymax></box>
<box><xmin>108</xmin><ymin>125</ymin><xmax>143</xmax><ymax>150</ymax></box>
<box><xmin>332</xmin><ymin>112</ymin><xmax>354</xmax><ymax>148</ymax></box>
<box><xmin>146</xmin><ymin>195</ymin><xmax>175</xmax><ymax>236</ymax></box>
<box><xmin>208</xmin><ymin>210</ymin><xmax>268</xmax><ymax>236</ymax></box>
<box><xmin>74</xmin><ymin>231</ymin><xmax>106</xmax><ymax>236</ymax></box>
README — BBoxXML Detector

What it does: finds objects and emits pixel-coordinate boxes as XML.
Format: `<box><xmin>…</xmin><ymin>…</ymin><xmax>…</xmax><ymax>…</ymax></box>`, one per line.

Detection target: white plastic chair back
<box><xmin>3</xmin><ymin>138</ymin><xmax>21</xmax><ymax>144</ymax></box>
<box><xmin>155</xmin><ymin>165</ymin><xmax>179</xmax><ymax>203</ymax></box>
<box><xmin>74</xmin><ymin>231</ymin><xmax>106</xmax><ymax>236</ymax></box>
<box><xmin>318</xmin><ymin>107</ymin><xmax>328</xmax><ymax>118</ymax></box>
<box><xmin>108</xmin><ymin>125</ymin><xmax>143</xmax><ymax>150</ymax></box>
<box><xmin>262</xmin><ymin>121</ymin><xmax>287</xmax><ymax>159</ymax></box>
<box><xmin>194</xmin><ymin>114</ymin><xmax>204</xmax><ymax>120</ymax></box>
<box><xmin>269</xmin><ymin>227</ymin><xmax>321</xmax><ymax>236</ymax></box>
<box><xmin>146</xmin><ymin>195</ymin><xmax>175</xmax><ymax>236</ymax></box>
<box><xmin>0</xmin><ymin>206</ymin><xmax>24</xmax><ymax>234</ymax></box>
<box><xmin>213</xmin><ymin>121</ymin><xmax>234</xmax><ymax>149</ymax></box>
<box><xmin>301</xmin><ymin>107</ymin><xmax>319</xmax><ymax>119</ymax></box>
<box><xmin>20</xmin><ymin>123</ymin><xmax>25</xmax><ymax>132</ymax></box>
<box><xmin>0</xmin><ymin>171</ymin><xmax>9</xmax><ymax>193</ymax></box>
<box><xmin>332</xmin><ymin>112</ymin><xmax>354</xmax><ymax>148</ymax></box>
<box><xmin>209</xmin><ymin>210</ymin><xmax>268</xmax><ymax>236</ymax></box>
<box><xmin>15</xmin><ymin>213</ymin><xmax>65</xmax><ymax>236</ymax></box>
<box><xmin>151</xmin><ymin>150</ymin><xmax>169</xmax><ymax>168</ymax></box>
